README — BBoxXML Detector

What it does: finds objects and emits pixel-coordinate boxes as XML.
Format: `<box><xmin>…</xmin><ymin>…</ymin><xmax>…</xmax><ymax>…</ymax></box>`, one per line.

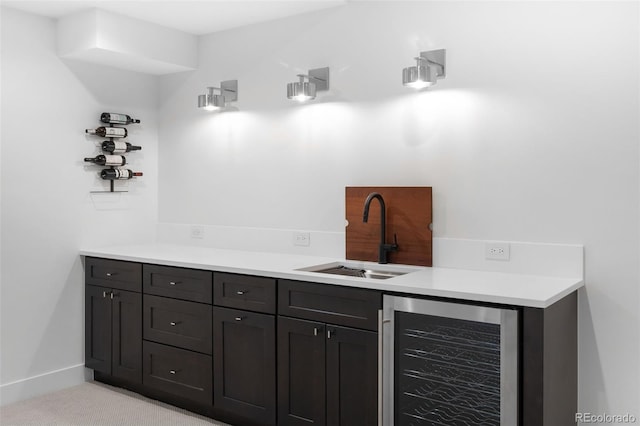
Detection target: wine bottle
<box><xmin>84</xmin><ymin>155</ymin><xmax>126</xmax><ymax>166</ymax></box>
<box><xmin>100</xmin><ymin>112</ymin><xmax>141</xmax><ymax>125</ymax></box>
<box><xmin>101</xmin><ymin>140</ymin><xmax>142</xmax><ymax>154</ymax></box>
<box><xmin>86</xmin><ymin>127</ymin><xmax>127</xmax><ymax>138</ymax></box>
<box><xmin>100</xmin><ymin>168</ymin><xmax>143</xmax><ymax>180</ymax></box>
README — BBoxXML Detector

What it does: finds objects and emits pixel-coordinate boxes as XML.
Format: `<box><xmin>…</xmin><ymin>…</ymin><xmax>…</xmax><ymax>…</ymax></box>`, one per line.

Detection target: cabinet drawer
<box><xmin>144</xmin><ymin>295</ymin><xmax>212</xmax><ymax>354</ymax></box>
<box><xmin>214</xmin><ymin>273</ymin><xmax>276</xmax><ymax>314</ymax></box>
<box><xmin>278</xmin><ymin>280</ymin><xmax>381</xmax><ymax>331</ymax></box>
<box><xmin>143</xmin><ymin>341</ymin><xmax>212</xmax><ymax>405</ymax></box>
<box><xmin>85</xmin><ymin>257</ymin><xmax>141</xmax><ymax>292</ymax></box>
<box><xmin>143</xmin><ymin>264</ymin><xmax>212</xmax><ymax>304</ymax></box>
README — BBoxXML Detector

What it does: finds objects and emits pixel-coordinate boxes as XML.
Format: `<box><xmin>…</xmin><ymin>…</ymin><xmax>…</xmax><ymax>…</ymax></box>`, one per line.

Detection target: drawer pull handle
<box><xmin>235</xmin><ymin>317</ymin><xmax>245</xmax><ymax>321</ymax></box>
<box><xmin>169</xmin><ymin>321</ymin><xmax>181</xmax><ymax>326</ymax></box>
<box><xmin>169</xmin><ymin>281</ymin><xmax>180</xmax><ymax>286</ymax></box>
<box><xmin>105</xmin><ymin>272</ymin><xmax>117</xmax><ymax>277</ymax></box>
<box><xmin>169</xmin><ymin>370</ymin><xmax>179</xmax><ymax>375</ymax></box>
<box><xmin>236</xmin><ymin>290</ymin><xmax>247</xmax><ymax>295</ymax></box>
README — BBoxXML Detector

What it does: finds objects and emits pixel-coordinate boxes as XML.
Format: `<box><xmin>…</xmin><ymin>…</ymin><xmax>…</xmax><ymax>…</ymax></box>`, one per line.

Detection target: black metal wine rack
<box><xmin>85</xmin><ymin>116</ymin><xmax>141</xmax><ymax>193</ymax></box>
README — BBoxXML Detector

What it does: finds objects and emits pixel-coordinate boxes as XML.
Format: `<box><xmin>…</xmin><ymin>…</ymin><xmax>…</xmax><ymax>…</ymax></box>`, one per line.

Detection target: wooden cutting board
<box><xmin>345</xmin><ymin>186</ymin><xmax>432</xmax><ymax>266</ymax></box>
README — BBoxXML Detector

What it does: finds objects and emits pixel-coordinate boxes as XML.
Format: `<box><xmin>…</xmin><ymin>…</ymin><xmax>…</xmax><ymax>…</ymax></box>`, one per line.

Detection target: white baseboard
<box><xmin>0</xmin><ymin>364</ymin><xmax>90</xmax><ymax>406</ymax></box>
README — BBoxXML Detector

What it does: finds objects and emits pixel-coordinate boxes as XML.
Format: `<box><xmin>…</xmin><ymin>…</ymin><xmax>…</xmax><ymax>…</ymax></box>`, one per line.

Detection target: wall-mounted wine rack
<box><xmin>85</xmin><ymin>113</ymin><xmax>143</xmax><ymax>193</ymax></box>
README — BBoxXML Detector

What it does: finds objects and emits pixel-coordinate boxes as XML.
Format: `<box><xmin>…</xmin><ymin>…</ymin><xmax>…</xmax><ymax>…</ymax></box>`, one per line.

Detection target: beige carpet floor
<box><xmin>0</xmin><ymin>381</ymin><xmax>231</xmax><ymax>426</ymax></box>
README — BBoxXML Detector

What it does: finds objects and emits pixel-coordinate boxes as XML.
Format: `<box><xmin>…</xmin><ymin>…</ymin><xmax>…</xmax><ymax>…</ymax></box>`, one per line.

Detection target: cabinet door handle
<box><xmin>110</xmin><ymin>292</ymin><xmax>118</xmax><ymax>299</ymax></box>
<box><xmin>313</xmin><ymin>327</ymin><xmax>319</xmax><ymax>336</ymax></box>
<box><xmin>327</xmin><ymin>329</ymin><xmax>334</xmax><ymax>339</ymax></box>
<box><xmin>102</xmin><ymin>291</ymin><xmax>108</xmax><ymax>298</ymax></box>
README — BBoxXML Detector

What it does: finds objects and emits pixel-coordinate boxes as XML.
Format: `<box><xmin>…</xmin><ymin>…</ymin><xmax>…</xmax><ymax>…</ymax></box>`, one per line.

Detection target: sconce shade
<box><xmin>402</xmin><ymin>65</ymin><xmax>436</xmax><ymax>89</ymax></box>
<box><xmin>198</xmin><ymin>92</ymin><xmax>225</xmax><ymax>110</ymax></box>
<box><xmin>198</xmin><ymin>80</ymin><xmax>238</xmax><ymax>111</ymax></box>
<box><xmin>286</xmin><ymin>67</ymin><xmax>329</xmax><ymax>102</ymax></box>
<box><xmin>287</xmin><ymin>81</ymin><xmax>317</xmax><ymax>101</ymax></box>
<box><xmin>402</xmin><ymin>49</ymin><xmax>446</xmax><ymax>89</ymax></box>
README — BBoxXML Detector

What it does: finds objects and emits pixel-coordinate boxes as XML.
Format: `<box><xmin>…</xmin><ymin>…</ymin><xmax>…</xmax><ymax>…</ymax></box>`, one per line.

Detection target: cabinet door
<box><xmin>111</xmin><ymin>289</ymin><xmax>142</xmax><ymax>383</ymax></box>
<box><xmin>85</xmin><ymin>285</ymin><xmax>112</xmax><ymax>374</ymax></box>
<box><xmin>277</xmin><ymin>317</ymin><xmax>326</xmax><ymax>426</ymax></box>
<box><xmin>213</xmin><ymin>307</ymin><xmax>276</xmax><ymax>425</ymax></box>
<box><xmin>326</xmin><ymin>326</ymin><xmax>378</xmax><ymax>426</ymax></box>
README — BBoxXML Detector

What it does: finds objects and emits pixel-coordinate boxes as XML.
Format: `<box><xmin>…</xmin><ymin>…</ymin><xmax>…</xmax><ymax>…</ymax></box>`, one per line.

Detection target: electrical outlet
<box><xmin>485</xmin><ymin>242</ymin><xmax>510</xmax><ymax>261</ymax></box>
<box><xmin>293</xmin><ymin>231</ymin><xmax>310</xmax><ymax>247</ymax></box>
<box><xmin>190</xmin><ymin>225</ymin><xmax>205</xmax><ymax>239</ymax></box>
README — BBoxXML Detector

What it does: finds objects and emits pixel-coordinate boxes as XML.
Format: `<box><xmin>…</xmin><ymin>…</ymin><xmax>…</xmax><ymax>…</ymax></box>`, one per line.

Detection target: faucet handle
<box><xmin>379</xmin><ymin>234</ymin><xmax>399</xmax><ymax>264</ymax></box>
<box><xmin>383</xmin><ymin>234</ymin><xmax>399</xmax><ymax>251</ymax></box>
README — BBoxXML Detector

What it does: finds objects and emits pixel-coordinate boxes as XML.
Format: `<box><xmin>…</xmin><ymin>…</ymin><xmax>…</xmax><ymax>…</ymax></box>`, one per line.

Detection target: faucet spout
<box><xmin>362</xmin><ymin>192</ymin><xmax>398</xmax><ymax>264</ymax></box>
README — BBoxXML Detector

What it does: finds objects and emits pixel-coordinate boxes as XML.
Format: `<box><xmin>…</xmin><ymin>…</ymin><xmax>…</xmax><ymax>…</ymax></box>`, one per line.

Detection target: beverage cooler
<box><xmin>380</xmin><ymin>296</ymin><xmax>519</xmax><ymax>426</ymax></box>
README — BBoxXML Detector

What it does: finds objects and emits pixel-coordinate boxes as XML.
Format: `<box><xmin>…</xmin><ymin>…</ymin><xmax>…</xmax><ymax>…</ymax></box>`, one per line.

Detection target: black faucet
<box><xmin>363</xmin><ymin>192</ymin><xmax>398</xmax><ymax>264</ymax></box>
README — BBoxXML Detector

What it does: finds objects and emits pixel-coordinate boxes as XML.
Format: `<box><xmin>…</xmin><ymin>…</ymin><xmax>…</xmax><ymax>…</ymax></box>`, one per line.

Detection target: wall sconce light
<box><xmin>287</xmin><ymin>67</ymin><xmax>329</xmax><ymax>101</ymax></box>
<box><xmin>402</xmin><ymin>49</ymin><xmax>446</xmax><ymax>89</ymax></box>
<box><xmin>197</xmin><ymin>80</ymin><xmax>238</xmax><ymax>111</ymax></box>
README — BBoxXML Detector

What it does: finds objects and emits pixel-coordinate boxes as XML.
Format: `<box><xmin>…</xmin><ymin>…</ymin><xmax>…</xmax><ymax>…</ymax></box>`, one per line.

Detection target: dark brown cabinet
<box><xmin>277</xmin><ymin>317</ymin><xmax>327</xmax><ymax>426</ymax></box>
<box><xmin>278</xmin><ymin>279</ymin><xmax>381</xmax><ymax>331</ymax></box>
<box><xmin>143</xmin><ymin>294</ymin><xmax>213</xmax><ymax>354</ymax></box>
<box><xmin>140</xmin><ymin>265</ymin><xmax>214</xmax><ymax>403</ymax></box>
<box><xmin>85</xmin><ymin>285</ymin><xmax>111</xmax><ymax>374</ymax></box>
<box><xmin>84</xmin><ymin>256</ymin><xmax>575</xmax><ymax>426</ymax></box>
<box><xmin>211</xmin><ymin>272</ymin><xmax>277</xmax><ymax>426</ymax></box>
<box><xmin>85</xmin><ymin>285</ymin><xmax>142</xmax><ymax>383</ymax></box>
<box><xmin>214</xmin><ymin>273</ymin><xmax>276</xmax><ymax>314</ymax></box>
<box><xmin>325</xmin><ymin>325</ymin><xmax>378</xmax><ymax>426</ymax></box>
<box><xmin>213</xmin><ymin>306</ymin><xmax>276</xmax><ymax>425</ymax></box>
<box><xmin>85</xmin><ymin>256</ymin><xmax>143</xmax><ymax>383</ymax></box>
<box><xmin>86</xmin><ymin>257</ymin><xmax>142</xmax><ymax>292</ymax></box>
<box><xmin>277</xmin><ymin>317</ymin><xmax>378</xmax><ymax>426</ymax></box>
<box><xmin>143</xmin><ymin>264</ymin><xmax>212</xmax><ymax>304</ymax></box>
<box><xmin>143</xmin><ymin>340</ymin><xmax>213</xmax><ymax>405</ymax></box>
<box><xmin>277</xmin><ymin>281</ymin><xmax>381</xmax><ymax>426</ymax></box>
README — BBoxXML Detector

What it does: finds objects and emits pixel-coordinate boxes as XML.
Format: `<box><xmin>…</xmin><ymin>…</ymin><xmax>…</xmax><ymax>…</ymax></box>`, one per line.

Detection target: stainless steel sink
<box><xmin>298</xmin><ymin>262</ymin><xmax>417</xmax><ymax>280</ymax></box>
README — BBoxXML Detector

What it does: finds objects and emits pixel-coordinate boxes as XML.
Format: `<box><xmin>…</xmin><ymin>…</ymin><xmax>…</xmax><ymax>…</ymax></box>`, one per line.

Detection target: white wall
<box><xmin>158</xmin><ymin>1</ymin><xmax>640</xmax><ymax>418</ymax></box>
<box><xmin>0</xmin><ymin>7</ymin><xmax>158</xmax><ymax>403</ymax></box>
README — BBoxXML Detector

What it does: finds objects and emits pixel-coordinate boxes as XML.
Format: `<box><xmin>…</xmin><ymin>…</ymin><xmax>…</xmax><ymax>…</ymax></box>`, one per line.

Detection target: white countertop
<box><xmin>80</xmin><ymin>243</ymin><xmax>584</xmax><ymax>308</ymax></box>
